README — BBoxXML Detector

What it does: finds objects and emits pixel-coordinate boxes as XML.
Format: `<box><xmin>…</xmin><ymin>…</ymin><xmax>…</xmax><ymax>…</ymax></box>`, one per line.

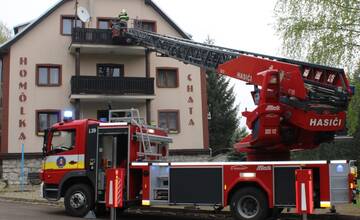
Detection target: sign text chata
<box><xmin>187</xmin><ymin>74</ymin><xmax>195</xmax><ymax>126</ymax></box>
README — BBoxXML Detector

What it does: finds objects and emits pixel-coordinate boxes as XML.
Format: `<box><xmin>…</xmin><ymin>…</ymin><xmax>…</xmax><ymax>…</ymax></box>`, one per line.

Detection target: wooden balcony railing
<box><xmin>71</xmin><ymin>76</ymin><xmax>154</xmax><ymax>95</ymax></box>
<box><xmin>72</xmin><ymin>28</ymin><xmax>114</xmax><ymax>45</ymax></box>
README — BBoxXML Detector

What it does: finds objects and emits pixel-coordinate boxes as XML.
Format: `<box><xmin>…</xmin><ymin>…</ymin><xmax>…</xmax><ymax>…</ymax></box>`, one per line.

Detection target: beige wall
<box><xmin>150</xmin><ymin>55</ymin><xmax>203</xmax><ymax>149</ymax></box>
<box><xmin>6</xmin><ymin>0</ymin><xmax>204</xmax><ymax>153</ymax></box>
<box><xmin>80</xmin><ymin>101</ymin><xmax>146</xmax><ymax>119</ymax></box>
<box><xmin>80</xmin><ymin>54</ymin><xmax>146</xmax><ymax>77</ymax></box>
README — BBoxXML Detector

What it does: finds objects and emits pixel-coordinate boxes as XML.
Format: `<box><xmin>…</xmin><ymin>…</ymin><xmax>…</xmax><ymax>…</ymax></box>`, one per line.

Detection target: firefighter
<box><xmin>112</xmin><ymin>9</ymin><xmax>129</xmax><ymax>39</ymax></box>
<box><xmin>118</xmin><ymin>9</ymin><xmax>129</xmax><ymax>22</ymax></box>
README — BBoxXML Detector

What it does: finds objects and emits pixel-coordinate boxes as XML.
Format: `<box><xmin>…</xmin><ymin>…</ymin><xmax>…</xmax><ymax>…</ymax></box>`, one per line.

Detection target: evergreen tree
<box><xmin>232</xmin><ymin>127</ymin><xmax>249</xmax><ymax>144</ymax></box>
<box><xmin>207</xmin><ymin>71</ymin><xmax>240</xmax><ymax>155</ymax></box>
<box><xmin>227</xmin><ymin>127</ymin><xmax>249</xmax><ymax>161</ymax></box>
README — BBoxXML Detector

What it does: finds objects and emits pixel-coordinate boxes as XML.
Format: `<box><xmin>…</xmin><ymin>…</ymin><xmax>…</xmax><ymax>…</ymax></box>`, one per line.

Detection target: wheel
<box><xmin>230</xmin><ymin>187</ymin><xmax>269</xmax><ymax>220</ymax></box>
<box><xmin>64</xmin><ymin>184</ymin><xmax>94</xmax><ymax>217</ymax></box>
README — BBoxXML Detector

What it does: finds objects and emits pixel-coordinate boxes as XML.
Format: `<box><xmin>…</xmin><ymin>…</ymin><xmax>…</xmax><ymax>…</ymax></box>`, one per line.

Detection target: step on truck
<box><xmin>41</xmin><ymin>20</ymin><xmax>357</xmax><ymax>220</ymax></box>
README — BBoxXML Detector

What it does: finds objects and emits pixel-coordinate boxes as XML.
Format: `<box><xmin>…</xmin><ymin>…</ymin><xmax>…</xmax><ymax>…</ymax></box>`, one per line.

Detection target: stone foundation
<box><xmin>2</xmin><ymin>158</ymin><xmax>42</xmax><ymax>185</ymax></box>
<box><xmin>0</xmin><ymin>149</ymin><xmax>212</xmax><ymax>185</ymax></box>
<box><xmin>168</xmin><ymin>148</ymin><xmax>211</xmax><ymax>162</ymax></box>
<box><xmin>167</xmin><ymin>154</ymin><xmax>211</xmax><ymax>162</ymax></box>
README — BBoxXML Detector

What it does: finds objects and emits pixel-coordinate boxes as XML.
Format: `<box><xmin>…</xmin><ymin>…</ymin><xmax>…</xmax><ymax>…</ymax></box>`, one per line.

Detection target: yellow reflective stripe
<box><xmin>43</xmin><ymin>161</ymin><xmax>85</xmax><ymax>170</ymax></box>
<box><xmin>43</xmin><ymin>154</ymin><xmax>85</xmax><ymax>170</ymax></box>
<box><xmin>78</xmin><ymin>161</ymin><xmax>85</xmax><ymax>169</ymax></box>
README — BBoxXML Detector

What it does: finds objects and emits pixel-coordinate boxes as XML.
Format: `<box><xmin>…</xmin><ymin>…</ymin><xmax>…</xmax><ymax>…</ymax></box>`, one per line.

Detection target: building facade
<box><xmin>0</xmin><ymin>0</ymin><xmax>209</xmax><ymax>184</ymax></box>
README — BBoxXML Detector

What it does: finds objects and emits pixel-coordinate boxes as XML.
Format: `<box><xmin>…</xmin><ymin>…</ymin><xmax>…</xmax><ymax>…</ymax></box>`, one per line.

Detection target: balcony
<box><xmin>72</xmin><ymin>28</ymin><xmax>114</xmax><ymax>45</ymax></box>
<box><xmin>70</xmin><ymin>28</ymin><xmax>145</xmax><ymax>55</ymax></box>
<box><xmin>70</xmin><ymin>76</ymin><xmax>155</xmax><ymax>101</ymax></box>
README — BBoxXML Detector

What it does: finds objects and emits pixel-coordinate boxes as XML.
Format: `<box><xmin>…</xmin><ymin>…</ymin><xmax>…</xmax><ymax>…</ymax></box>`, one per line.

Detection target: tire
<box><xmin>230</xmin><ymin>187</ymin><xmax>269</xmax><ymax>220</ymax></box>
<box><xmin>64</xmin><ymin>184</ymin><xmax>94</xmax><ymax>217</ymax></box>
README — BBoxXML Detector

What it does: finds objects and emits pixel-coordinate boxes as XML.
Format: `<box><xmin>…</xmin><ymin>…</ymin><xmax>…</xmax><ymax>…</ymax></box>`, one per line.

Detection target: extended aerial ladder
<box><xmin>113</xmin><ymin>25</ymin><xmax>352</xmax><ymax>161</ymax></box>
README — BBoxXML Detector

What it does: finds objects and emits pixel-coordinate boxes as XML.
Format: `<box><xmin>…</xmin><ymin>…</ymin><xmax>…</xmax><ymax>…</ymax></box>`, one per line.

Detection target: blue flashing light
<box><xmin>64</xmin><ymin>111</ymin><xmax>73</xmax><ymax>121</ymax></box>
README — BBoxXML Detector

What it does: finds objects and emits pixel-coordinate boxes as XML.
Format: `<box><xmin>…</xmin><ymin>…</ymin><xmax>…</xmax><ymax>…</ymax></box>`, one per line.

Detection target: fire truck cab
<box><xmin>41</xmin><ymin>109</ymin><xmax>357</xmax><ymax>220</ymax></box>
<box><xmin>41</xmin><ymin>109</ymin><xmax>171</xmax><ymax>217</ymax></box>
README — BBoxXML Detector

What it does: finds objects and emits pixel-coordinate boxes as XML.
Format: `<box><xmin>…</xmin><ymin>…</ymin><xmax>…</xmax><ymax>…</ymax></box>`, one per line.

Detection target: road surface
<box><xmin>0</xmin><ymin>199</ymin><xmax>356</xmax><ymax>220</ymax></box>
<box><xmin>0</xmin><ymin>199</ymin><xmax>226</xmax><ymax>220</ymax></box>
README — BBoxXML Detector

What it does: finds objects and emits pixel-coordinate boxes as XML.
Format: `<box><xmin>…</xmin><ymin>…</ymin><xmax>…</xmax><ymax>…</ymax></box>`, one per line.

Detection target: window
<box><xmin>97</xmin><ymin>18</ymin><xmax>117</xmax><ymax>29</ymax></box>
<box><xmin>97</xmin><ymin>64</ymin><xmax>124</xmax><ymax>77</ymax></box>
<box><xmin>157</xmin><ymin>68</ymin><xmax>178</xmax><ymax>88</ymax></box>
<box><xmin>36</xmin><ymin>64</ymin><xmax>62</xmax><ymax>86</ymax></box>
<box><xmin>98</xmin><ymin>19</ymin><xmax>111</xmax><ymax>29</ymax></box>
<box><xmin>61</xmin><ymin>16</ymin><xmax>84</xmax><ymax>35</ymax></box>
<box><xmin>36</xmin><ymin>110</ymin><xmax>61</xmax><ymax>135</ymax></box>
<box><xmin>135</xmin><ymin>20</ymin><xmax>156</xmax><ymax>32</ymax></box>
<box><xmin>158</xmin><ymin>111</ymin><xmax>180</xmax><ymax>133</ymax></box>
<box><xmin>50</xmin><ymin>130</ymin><xmax>76</xmax><ymax>153</ymax></box>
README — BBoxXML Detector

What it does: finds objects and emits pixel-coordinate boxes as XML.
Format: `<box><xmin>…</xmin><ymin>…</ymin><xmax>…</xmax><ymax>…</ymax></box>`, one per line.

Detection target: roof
<box><xmin>144</xmin><ymin>0</ymin><xmax>190</xmax><ymax>39</ymax></box>
<box><xmin>0</xmin><ymin>0</ymin><xmax>190</xmax><ymax>54</ymax></box>
<box><xmin>0</xmin><ymin>0</ymin><xmax>70</xmax><ymax>54</ymax></box>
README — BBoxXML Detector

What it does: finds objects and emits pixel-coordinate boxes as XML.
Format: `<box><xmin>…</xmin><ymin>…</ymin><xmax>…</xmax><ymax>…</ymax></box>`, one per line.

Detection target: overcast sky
<box><xmin>0</xmin><ymin>0</ymin><xmax>282</xmax><ymax>127</ymax></box>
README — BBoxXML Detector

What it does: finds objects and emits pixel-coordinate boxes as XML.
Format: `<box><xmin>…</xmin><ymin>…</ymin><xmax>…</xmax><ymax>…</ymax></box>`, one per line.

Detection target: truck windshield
<box><xmin>50</xmin><ymin>130</ymin><xmax>76</xmax><ymax>153</ymax></box>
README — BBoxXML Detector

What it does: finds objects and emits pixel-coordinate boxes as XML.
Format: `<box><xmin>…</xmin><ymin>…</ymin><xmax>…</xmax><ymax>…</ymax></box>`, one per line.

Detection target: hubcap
<box><xmin>70</xmin><ymin>191</ymin><xmax>86</xmax><ymax>209</ymax></box>
<box><xmin>237</xmin><ymin>195</ymin><xmax>259</xmax><ymax>218</ymax></box>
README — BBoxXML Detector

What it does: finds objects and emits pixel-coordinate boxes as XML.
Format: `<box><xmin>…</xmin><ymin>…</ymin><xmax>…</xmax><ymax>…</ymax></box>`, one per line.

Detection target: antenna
<box><xmin>77</xmin><ymin>6</ymin><xmax>91</xmax><ymax>23</ymax></box>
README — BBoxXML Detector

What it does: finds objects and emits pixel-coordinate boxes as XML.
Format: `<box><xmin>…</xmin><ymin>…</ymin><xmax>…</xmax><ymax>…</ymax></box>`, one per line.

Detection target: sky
<box><xmin>0</xmin><ymin>0</ymin><xmax>282</xmax><ymax>127</ymax></box>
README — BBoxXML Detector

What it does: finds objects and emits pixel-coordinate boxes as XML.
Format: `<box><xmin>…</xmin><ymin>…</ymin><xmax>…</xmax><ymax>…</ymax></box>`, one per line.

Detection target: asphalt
<box><xmin>0</xmin><ymin>199</ymin><xmax>231</xmax><ymax>220</ymax></box>
<box><xmin>0</xmin><ymin>189</ymin><xmax>359</xmax><ymax>220</ymax></box>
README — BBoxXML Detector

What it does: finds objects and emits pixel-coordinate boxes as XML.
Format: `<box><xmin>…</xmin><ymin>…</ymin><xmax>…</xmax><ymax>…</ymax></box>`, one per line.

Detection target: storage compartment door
<box><xmin>274</xmin><ymin>166</ymin><xmax>299</xmax><ymax>206</ymax></box>
<box><xmin>169</xmin><ymin>167</ymin><xmax>222</xmax><ymax>205</ymax></box>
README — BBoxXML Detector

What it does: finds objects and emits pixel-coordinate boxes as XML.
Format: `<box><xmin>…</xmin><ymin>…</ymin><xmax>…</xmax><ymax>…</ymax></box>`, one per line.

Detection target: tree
<box><xmin>207</xmin><ymin>70</ymin><xmax>240</xmax><ymax>155</ymax></box>
<box><xmin>227</xmin><ymin>127</ymin><xmax>249</xmax><ymax>161</ymax></box>
<box><xmin>204</xmin><ymin>35</ymin><xmax>246</xmax><ymax>157</ymax></box>
<box><xmin>347</xmin><ymin>65</ymin><xmax>360</xmax><ymax>135</ymax></box>
<box><xmin>0</xmin><ymin>21</ymin><xmax>11</xmax><ymax>44</ymax></box>
<box><xmin>274</xmin><ymin>0</ymin><xmax>360</xmax><ymax>72</ymax></box>
<box><xmin>274</xmin><ymin>0</ymin><xmax>360</xmax><ymax>135</ymax></box>
<box><xmin>274</xmin><ymin>0</ymin><xmax>360</xmax><ymax>164</ymax></box>
<box><xmin>232</xmin><ymin>127</ymin><xmax>249</xmax><ymax>143</ymax></box>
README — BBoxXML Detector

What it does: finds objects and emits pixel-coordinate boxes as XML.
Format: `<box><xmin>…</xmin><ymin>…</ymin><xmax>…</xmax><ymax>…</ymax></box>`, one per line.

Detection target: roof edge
<box><xmin>0</xmin><ymin>0</ymin><xmax>191</xmax><ymax>51</ymax></box>
<box><xmin>144</xmin><ymin>0</ymin><xmax>191</xmax><ymax>39</ymax></box>
<box><xmin>0</xmin><ymin>0</ymin><xmax>71</xmax><ymax>51</ymax></box>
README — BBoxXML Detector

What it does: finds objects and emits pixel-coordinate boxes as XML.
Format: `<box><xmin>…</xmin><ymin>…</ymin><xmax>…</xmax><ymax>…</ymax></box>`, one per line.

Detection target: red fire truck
<box><xmin>41</xmin><ymin>26</ymin><xmax>357</xmax><ymax>220</ymax></box>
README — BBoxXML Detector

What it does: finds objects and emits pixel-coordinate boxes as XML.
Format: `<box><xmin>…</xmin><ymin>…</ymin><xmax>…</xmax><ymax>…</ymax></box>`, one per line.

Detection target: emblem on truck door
<box><xmin>56</xmin><ymin>157</ymin><xmax>66</xmax><ymax>168</ymax></box>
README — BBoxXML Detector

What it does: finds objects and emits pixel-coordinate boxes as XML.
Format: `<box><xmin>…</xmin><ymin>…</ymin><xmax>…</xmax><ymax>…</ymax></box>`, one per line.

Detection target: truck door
<box><xmin>96</xmin><ymin>128</ymin><xmax>129</xmax><ymax>203</ymax></box>
<box><xmin>43</xmin><ymin>129</ymin><xmax>80</xmax><ymax>184</ymax></box>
